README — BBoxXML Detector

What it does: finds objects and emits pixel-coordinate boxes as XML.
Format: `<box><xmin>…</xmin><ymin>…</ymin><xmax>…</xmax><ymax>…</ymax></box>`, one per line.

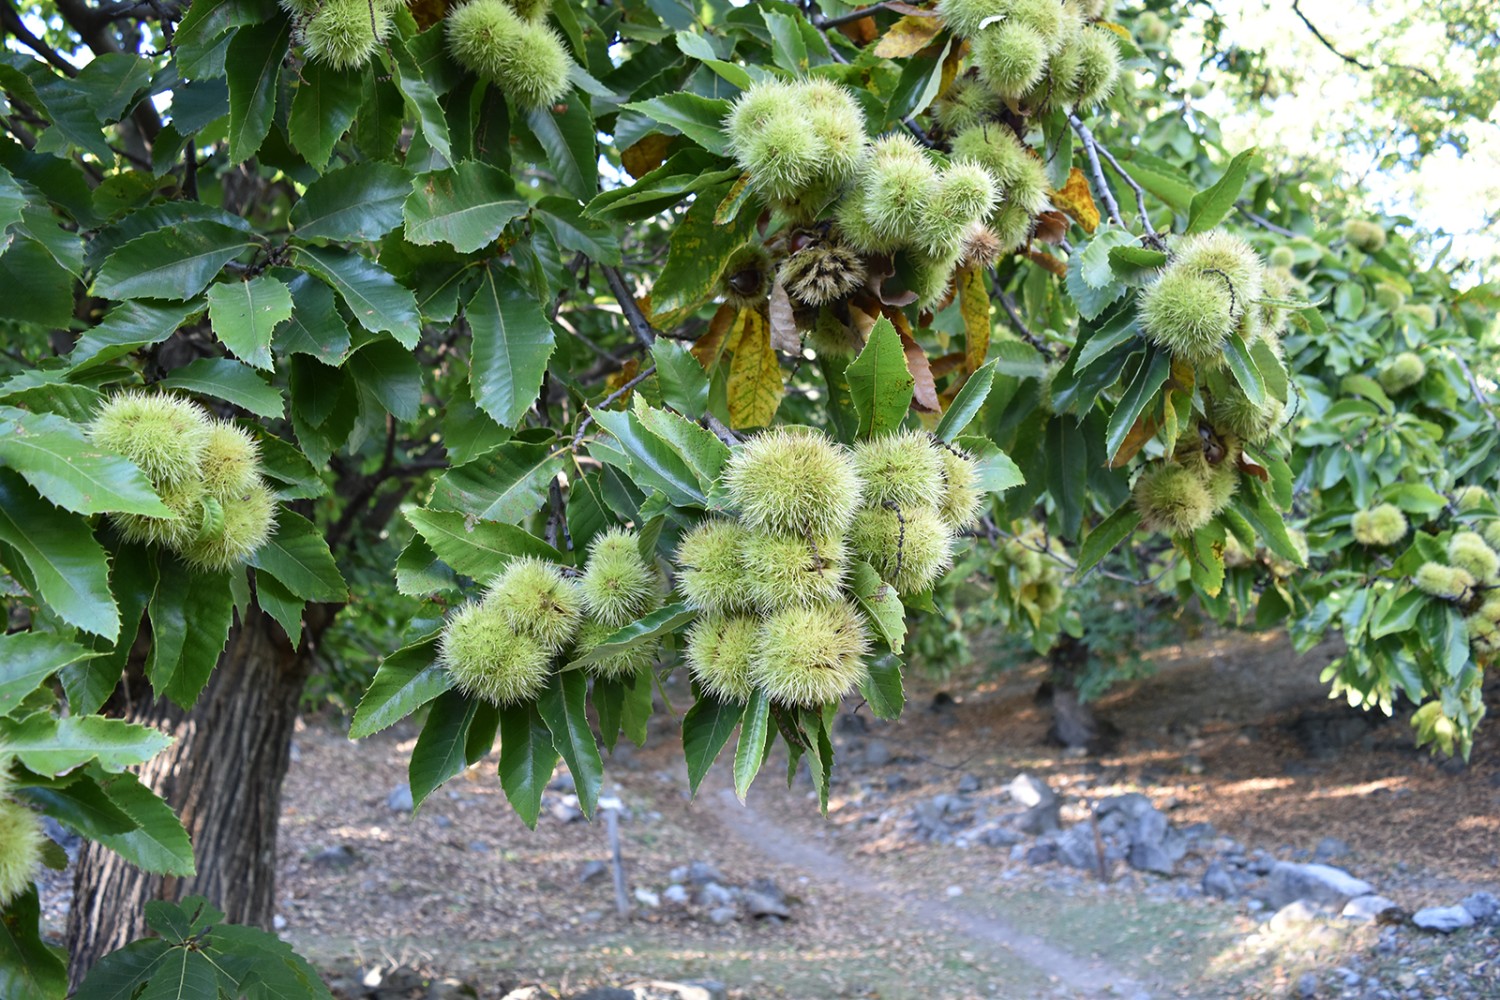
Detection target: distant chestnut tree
<box><xmin>0</xmin><ymin>0</ymin><xmax>1495</xmax><ymax>994</ymax></box>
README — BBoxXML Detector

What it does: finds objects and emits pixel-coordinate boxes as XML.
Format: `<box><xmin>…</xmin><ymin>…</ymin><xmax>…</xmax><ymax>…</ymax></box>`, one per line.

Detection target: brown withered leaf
<box><xmin>847</xmin><ymin>296</ymin><xmax>881</xmax><ymax>347</ymax></box>
<box><xmin>898</xmin><ymin>327</ymin><xmax>940</xmax><ymax>413</ymax></box>
<box><xmin>1110</xmin><ymin>411</ymin><xmax>1163</xmax><ymax>469</ymax></box>
<box><xmin>939</xmin><ymin>37</ymin><xmax>969</xmax><ymax>95</ymax></box>
<box><xmin>1024</xmin><ymin>248</ymin><xmax>1068</xmax><ymax>277</ymax></box>
<box><xmin>693</xmin><ymin>302</ymin><xmax>737</xmax><ymax>370</ymax></box>
<box><xmin>767</xmin><ymin>280</ymin><xmax>802</xmax><ymax>355</ymax></box>
<box><xmin>1032</xmin><ymin>210</ymin><xmax>1070</xmax><ymax>245</ymax></box>
<box><xmin>603</xmin><ymin>358</ymin><xmax>641</xmax><ymax>408</ymax></box>
<box><xmin>1238</xmin><ymin>456</ymin><xmax>1271</xmax><ymax>482</ymax></box>
<box><xmin>409</xmin><ymin>0</ymin><xmax>449</xmax><ymax>30</ymax></box>
<box><xmin>874</xmin><ymin>15</ymin><xmax>945</xmax><ymax>58</ymax></box>
<box><xmin>1050</xmin><ymin>168</ymin><xmax>1100</xmax><ymax>234</ymax></box>
<box><xmin>930</xmin><ymin>351</ymin><xmax>966</xmax><ymax>379</ymax></box>
<box><xmin>837</xmin><ymin>16</ymin><xmax>878</xmax><ymax>45</ymax></box>
<box><xmin>621</xmin><ymin>133</ymin><xmax>674</xmax><ymax>180</ymax></box>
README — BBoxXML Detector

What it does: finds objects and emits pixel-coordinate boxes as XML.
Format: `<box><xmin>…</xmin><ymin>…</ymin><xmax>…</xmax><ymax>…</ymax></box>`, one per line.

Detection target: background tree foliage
<box><xmin>0</xmin><ymin>0</ymin><xmax>1494</xmax><ymax>994</ymax></box>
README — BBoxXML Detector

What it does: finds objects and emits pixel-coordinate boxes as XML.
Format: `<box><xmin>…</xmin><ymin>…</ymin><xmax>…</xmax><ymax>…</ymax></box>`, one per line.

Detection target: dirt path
<box><xmin>704</xmin><ymin>783</ymin><xmax>1151</xmax><ymax>1000</ymax></box>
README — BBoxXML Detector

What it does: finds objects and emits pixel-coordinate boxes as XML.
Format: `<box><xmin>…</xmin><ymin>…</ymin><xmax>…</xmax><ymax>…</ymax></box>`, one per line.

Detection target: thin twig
<box><xmin>1073</xmin><ymin>120</ymin><xmax>1160</xmax><ymax>241</ymax></box>
<box><xmin>993</xmin><ymin>283</ymin><xmax>1050</xmax><ymax>354</ymax></box>
<box><xmin>1290</xmin><ymin>0</ymin><xmax>1439</xmax><ymax>86</ymax></box>
<box><xmin>1066</xmin><ymin>113</ymin><xmax>1127</xmax><ymax>231</ymax></box>
<box><xmin>601</xmin><ymin>265</ymin><xmax>656</xmax><ymax>349</ymax></box>
<box><xmin>1237</xmin><ymin>205</ymin><xmax>1298</xmax><ymax>239</ymax></box>
<box><xmin>812</xmin><ymin>2</ymin><xmax>897</xmax><ymax>30</ymax></box>
<box><xmin>569</xmin><ymin>365</ymin><xmax>658</xmax><ymax>451</ymax></box>
<box><xmin>702</xmin><ymin>413</ymin><xmax>741</xmax><ymax>445</ymax></box>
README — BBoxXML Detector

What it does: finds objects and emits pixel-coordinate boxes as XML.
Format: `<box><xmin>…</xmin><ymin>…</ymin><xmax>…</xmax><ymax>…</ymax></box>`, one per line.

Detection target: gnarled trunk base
<box><xmin>67</xmin><ymin>606</ymin><xmax>311</xmax><ymax>984</ymax></box>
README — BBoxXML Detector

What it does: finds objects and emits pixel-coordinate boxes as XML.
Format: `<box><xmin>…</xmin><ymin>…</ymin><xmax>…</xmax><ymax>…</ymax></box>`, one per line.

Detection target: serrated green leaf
<box><xmin>0</xmin><ymin>469</ymin><xmax>118</xmax><ymax>639</ymax></box>
<box><xmin>296</xmin><ymin>244</ymin><xmax>421</xmax><ymax>348</ymax></box>
<box><xmin>291</xmin><ymin>161</ymin><xmax>409</xmax><ymax>243</ymax></box>
<box><xmin>158</xmin><ymin>357</ymin><xmax>284</xmax><ymax>419</ymax></box>
<box><xmin>564</xmin><ymin>602</ymin><xmax>697</xmax><ymax>670</ymax></box>
<box><xmin>497</xmin><ymin>702</ymin><xmax>557</xmax><ymax>829</ymax></box>
<box><xmin>349</xmin><ymin>632</ymin><xmax>450</xmax><ymax>738</ymax></box>
<box><xmin>204</xmin><ymin>276</ymin><xmax>293</xmax><ymax>369</ymax></box>
<box><xmin>0</xmin><ymin>632</ymin><xmax>97</xmax><ymax>714</ymax></box>
<box><xmin>467</xmin><ymin>266</ymin><xmax>556</xmax><ymax>429</ymax></box>
<box><xmin>406</xmin><ymin>508</ymin><xmax>561</xmax><ymax>584</ymax></box>
<box><xmin>403</xmin><ymin>161</ymin><xmax>526</xmax><ymax>252</ymax></box>
<box><xmin>537</xmin><ymin>670</ymin><xmax>604</xmax><ymax>818</ymax></box>
<box><xmin>934</xmin><ymin>360</ymin><xmax>995</xmax><ymax>442</ymax></box>
<box><xmin>247</xmin><ymin>509</ymin><xmax>346</xmax><ymax>602</ymax></box>
<box><xmin>0</xmin><ymin>713</ymin><xmax>171</xmax><ymax>775</ymax></box>
<box><xmin>622</xmin><ymin>94</ymin><xmax>732</xmax><ymax>155</ymax></box>
<box><xmin>1186</xmin><ymin>148</ymin><xmax>1258</xmax><ymax>235</ymax></box>
<box><xmin>846</xmin><ymin>317</ymin><xmax>914</xmax><ymax>439</ymax></box>
<box><xmin>682</xmin><ymin>693</ymin><xmax>744</xmax><ymax>796</ymax></box>
<box><xmin>0</xmin><ymin>409</ymin><xmax>172</xmax><ymax>517</ymax></box>
<box><xmin>224</xmin><ymin>19</ymin><xmax>289</xmax><ymax>163</ymax></box>
<box><xmin>733</xmin><ymin>688</ymin><xmax>770</xmax><ymax>802</ymax></box>
<box><xmin>92</xmin><ymin>221</ymin><xmax>255</xmax><ymax>301</ymax></box>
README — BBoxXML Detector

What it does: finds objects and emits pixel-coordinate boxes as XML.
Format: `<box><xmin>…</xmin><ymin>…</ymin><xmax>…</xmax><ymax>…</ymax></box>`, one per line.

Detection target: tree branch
<box><xmin>1067</xmin><ymin>112</ymin><xmax>1127</xmax><ymax>232</ymax></box>
<box><xmin>1290</xmin><ymin>0</ymin><xmax>1439</xmax><ymax>86</ymax></box>
<box><xmin>1069</xmin><ymin>114</ymin><xmax>1160</xmax><ymax>242</ymax></box>
<box><xmin>569</xmin><ymin>365</ymin><xmax>657</xmax><ymax>451</ymax></box>
<box><xmin>1237</xmin><ymin>204</ymin><xmax>1299</xmax><ymax>239</ymax></box>
<box><xmin>2</xmin><ymin>2</ymin><xmax>80</xmax><ymax>76</ymax></box>
<box><xmin>600</xmin><ymin>264</ymin><xmax>657</xmax><ymax>349</ymax></box>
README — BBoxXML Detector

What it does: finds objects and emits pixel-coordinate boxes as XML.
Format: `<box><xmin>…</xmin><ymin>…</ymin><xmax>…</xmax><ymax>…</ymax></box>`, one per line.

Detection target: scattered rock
<box><xmin>501</xmin><ymin>988</ymin><xmax>553</xmax><ymax>1000</ymax></box>
<box><xmin>662</xmin><ymin>884</ymin><xmax>688</xmax><ymax>905</ymax></box>
<box><xmin>550</xmin><ymin>798</ymin><xmax>584</xmax><ymax>824</ymax></box>
<box><xmin>862</xmin><ymin>740</ymin><xmax>891</xmax><ymax>767</ymax></box>
<box><xmin>1262</xmin><ymin>862</ymin><xmax>1373</xmax><ymax>910</ymax></box>
<box><xmin>741</xmin><ymin>878</ymin><xmax>789</xmax><ymax>919</ymax></box>
<box><xmin>1202</xmin><ymin>863</ymin><xmax>1237</xmax><ymax>900</ymax></box>
<box><xmin>1342</xmin><ymin>895</ymin><xmax>1399</xmax><ymax>923</ymax></box>
<box><xmin>1296</xmin><ymin>971</ymin><xmax>1319</xmax><ymax>998</ymax></box>
<box><xmin>1460</xmin><ymin>891</ymin><xmax>1498</xmax><ymax>924</ymax></box>
<box><xmin>548</xmin><ymin>772</ymin><xmax>576</xmax><ymax>793</ymax></box>
<box><xmin>1313</xmin><ymin>837</ymin><xmax>1351</xmax><ymax>862</ymax></box>
<box><xmin>568</xmin><ymin>989</ymin><xmax>634</xmax><ymax>1000</ymax></box>
<box><xmin>1269</xmin><ymin>900</ymin><xmax>1324</xmax><ymax>932</ymax></box>
<box><xmin>1007</xmin><ymin>773</ymin><xmax>1054</xmax><ymax>809</ymax></box>
<box><xmin>929</xmin><ymin>692</ymin><xmax>957</xmax><ymax>713</ymax></box>
<box><xmin>578</xmin><ymin>861</ymin><xmax>608</xmax><ymax>885</ymax></box>
<box><xmin>706</xmin><ymin>907</ymin><xmax>737</xmax><ymax>925</ymax></box>
<box><xmin>977</xmin><ymin>825</ymin><xmax>1024</xmax><ymax>848</ymax></box>
<box><xmin>957</xmin><ymin>773</ymin><xmax>980</xmax><ymax>794</ymax></box>
<box><xmin>1124</xmin><ymin>807</ymin><xmax>1185</xmax><ymax>875</ymax></box>
<box><xmin>1009</xmin><ymin>774</ymin><xmax>1060</xmax><ymax>834</ymax></box>
<box><xmin>385</xmin><ymin>784</ymin><xmax>414</xmax><ymax>813</ymax></box>
<box><xmin>633</xmin><ymin>887</ymin><xmax>660</xmax><ymax>908</ymax></box>
<box><xmin>309</xmin><ymin>844</ymin><xmax>358</xmax><ymax>869</ymax></box>
<box><xmin>1055</xmin><ymin>825</ymin><xmax>1100</xmax><ymax>871</ymax></box>
<box><xmin>1412</xmin><ymin>905</ymin><xmax>1475</xmax><ymax>934</ymax></box>
<box><xmin>685</xmin><ymin>861</ymin><xmax>723</xmax><ymax>885</ymax></box>
<box><xmin>695</xmin><ymin>882</ymin><xmax>735</xmax><ymax>908</ymax></box>
<box><xmin>1025</xmin><ymin>843</ymin><xmax>1057</xmax><ymax>866</ymax></box>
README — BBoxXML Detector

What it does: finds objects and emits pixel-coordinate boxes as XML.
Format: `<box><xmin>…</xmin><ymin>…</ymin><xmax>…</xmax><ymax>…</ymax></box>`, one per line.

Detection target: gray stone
<box><xmin>466</xmin><ymin>841</ymin><xmax>489</xmax><ymax>853</ymax></box>
<box><xmin>1412</xmin><ymin>905</ymin><xmax>1475</xmax><ymax>934</ymax></box>
<box><xmin>1202</xmin><ymin>863</ymin><xmax>1238</xmax><ymax>900</ymax></box>
<box><xmin>678</xmin><ymin>982</ymin><xmax>727</xmax><ymax>1000</ymax></box>
<box><xmin>1263</xmin><ymin>862</ymin><xmax>1373</xmax><ymax>910</ymax></box>
<box><xmin>1123</xmin><ymin>808</ymin><xmax>1185</xmax><ymax>875</ymax></box>
<box><xmin>1342</xmin><ymin>894</ymin><xmax>1398</xmax><ymax>923</ymax></box>
<box><xmin>1129</xmin><ymin>841</ymin><xmax>1178</xmax><ymax>875</ymax></box>
<box><xmin>1025</xmin><ymin>842</ymin><xmax>1056</xmax><ymax>866</ymax></box>
<box><xmin>1296</xmin><ymin>971</ymin><xmax>1319</xmax><ymax>998</ymax></box>
<box><xmin>1056</xmin><ymin>825</ymin><xmax>1100</xmax><ymax>871</ymax></box>
<box><xmin>548</xmin><ymin>772</ymin><xmax>576</xmax><ymax>792</ymax></box>
<box><xmin>1016</xmin><ymin>799</ymin><xmax>1061</xmax><ymax>835</ymax></box>
<box><xmin>579</xmin><ymin>860</ymin><xmax>608</xmax><ymax>884</ymax></box>
<box><xmin>309</xmin><ymin>844</ymin><xmax>357</xmax><ymax>869</ymax></box>
<box><xmin>1269</xmin><ymin>900</ymin><xmax>1324</xmax><ymax>932</ymax></box>
<box><xmin>567</xmin><ymin>990</ymin><xmax>634</xmax><ymax>1000</ymax></box>
<box><xmin>1008</xmin><ymin>773</ymin><xmax>1055</xmax><ymax>809</ymax></box>
<box><xmin>550</xmin><ymin>798</ymin><xmax>584</xmax><ymax>824</ymax></box>
<box><xmin>1095</xmin><ymin>793</ymin><xmax>1154</xmax><ymax>821</ymax></box>
<box><xmin>634</xmin><ymin>887</ymin><xmax>660</xmax><ymax>907</ymax></box>
<box><xmin>663</xmin><ymin>884</ymin><xmax>689</xmax><ymax>905</ymax></box>
<box><xmin>686</xmin><ymin>861</ymin><xmax>723</xmax><ymax>885</ymax></box>
<box><xmin>706</xmin><ymin>906</ymin><xmax>737</xmax><ymax>925</ymax></box>
<box><xmin>386</xmin><ymin>784</ymin><xmax>414</xmax><ymax>812</ymax></box>
<box><xmin>1313</xmin><ymin>837</ymin><xmax>1352</xmax><ymax>862</ymax></box>
<box><xmin>428</xmin><ymin>979</ymin><xmax>479</xmax><ymax>1000</ymax></box>
<box><xmin>696</xmin><ymin>882</ymin><xmax>735</xmax><ymax>908</ymax></box>
<box><xmin>957</xmin><ymin>773</ymin><xmax>980</xmax><ymax>794</ymax></box>
<box><xmin>862</xmin><ymin>740</ymin><xmax>891</xmax><ymax>767</ymax></box>
<box><xmin>978</xmin><ymin>825</ymin><xmax>1024</xmax><ymax>848</ymax></box>
<box><xmin>742</xmin><ymin>890</ymin><xmax>790</xmax><ymax>919</ymax></box>
<box><xmin>1460</xmin><ymin>891</ymin><xmax>1499</xmax><ymax>924</ymax></box>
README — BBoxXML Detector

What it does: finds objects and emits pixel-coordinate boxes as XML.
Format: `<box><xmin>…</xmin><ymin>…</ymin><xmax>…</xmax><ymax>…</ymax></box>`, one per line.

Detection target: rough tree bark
<box><xmin>65</xmin><ymin>602</ymin><xmax>328</xmax><ymax>984</ymax></box>
<box><xmin>1039</xmin><ymin>634</ymin><xmax>1118</xmax><ymax>754</ymax></box>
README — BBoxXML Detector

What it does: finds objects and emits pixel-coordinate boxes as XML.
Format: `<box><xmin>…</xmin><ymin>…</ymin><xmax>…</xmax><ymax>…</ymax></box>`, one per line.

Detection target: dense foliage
<box><xmin>0</xmin><ymin>0</ymin><xmax>1494</xmax><ymax>992</ymax></box>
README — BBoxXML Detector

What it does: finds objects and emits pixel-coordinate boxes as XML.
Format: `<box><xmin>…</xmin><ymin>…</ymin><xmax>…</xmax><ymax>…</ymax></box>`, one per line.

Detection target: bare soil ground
<box><xmin>277</xmin><ymin>630</ymin><xmax>1500</xmax><ymax>999</ymax></box>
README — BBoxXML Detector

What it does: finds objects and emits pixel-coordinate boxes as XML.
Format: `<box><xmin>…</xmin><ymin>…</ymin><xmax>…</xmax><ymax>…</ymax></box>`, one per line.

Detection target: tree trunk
<box><xmin>66</xmin><ymin>604</ymin><xmax>315</xmax><ymax>984</ymax></box>
<box><xmin>1039</xmin><ymin>635</ymin><xmax>1118</xmax><ymax>754</ymax></box>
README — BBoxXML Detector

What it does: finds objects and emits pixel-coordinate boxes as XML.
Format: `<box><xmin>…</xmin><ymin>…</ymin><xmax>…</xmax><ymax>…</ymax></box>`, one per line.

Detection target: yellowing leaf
<box><xmin>955</xmin><ymin>262</ymin><xmax>991</xmax><ymax>375</ymax></box>
<box><xmin>1097</xmin><ymin>21</ymin><xmax>1132</xmax><ymax>41</ymax></box>
<box><xmin>1051</xmin><ymin>168</ymin><xmax>1100</xmax><ymax>234</ymax></box>
<box><xmin>726</xmin><ymin>308</ymin><xmax>784</xmax><ymax>429</ymax></box>
<box><xmin>873</xmin><ymin>15</ymin><xmax>944</xmax><ymax>58</ymax></box>
<box><xmin>939</xmin><ymin>37</ymin><xmax>969</xmax><ymax>95</ymax></box>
